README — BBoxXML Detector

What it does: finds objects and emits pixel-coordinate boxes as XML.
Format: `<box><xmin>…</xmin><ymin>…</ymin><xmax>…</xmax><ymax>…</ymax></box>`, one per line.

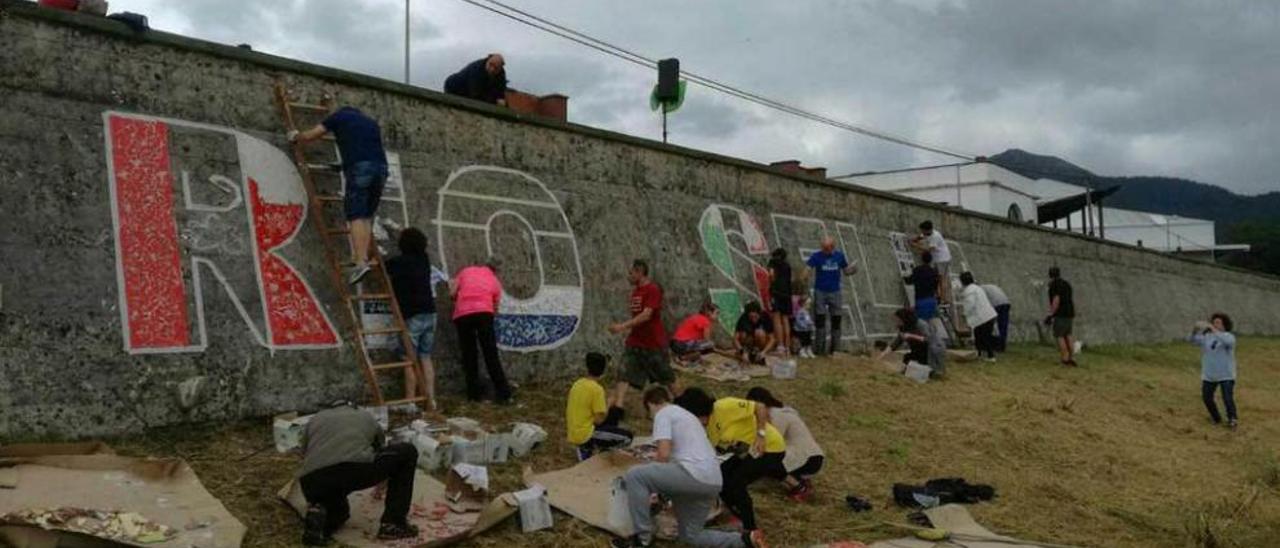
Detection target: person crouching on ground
<box><xmin>677</xmin><ymin>387</ymin><xmax>784</xmax><ymax>541</ymax></box>
<box><xmin>745</xmin><ymin>387</ymin><xmax>824</xmax><ymax>502</ymax></box>
<box><xmin>612</xmin><ymin>387</ymin><xmax>763</xmax><ymax>548</ymax></box>
<box><xmin>297</xmin><ymin>401</ymin><xmax>418</xmax><ymax>545</ymax></box>
<box><xmin>733</xmin><ymin>302</ymin><xmax>776</xmax><ymax>365</ymax></box>
<box><xmin>671</xmin><ymin>301</ymin><xmax>736</xmax><ymax>364</ymax></box>
<box><xmin>958</xmin><ymin>272</ymin><xmax>998</xmax><ymax>362</ymax></box>
<box><xmin>567</xmin><ymin>352</ymin><xmax>634</xmax><ymax>460</ymax></box>
<box><xmin>1191</xmin><ymin>313</ymin><xmax>1238</xmax><ymax>429</ymax></box>
<box><xmin>877</xmin><ymin>308</ymin><xmax>930</xmax><ymax>367</ymax></box>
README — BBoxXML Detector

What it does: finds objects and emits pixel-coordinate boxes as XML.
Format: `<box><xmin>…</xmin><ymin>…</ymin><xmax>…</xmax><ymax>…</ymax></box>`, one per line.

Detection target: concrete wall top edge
<box><xmin>6</xmin><ymin>0</ymin><xmax>1274</xmax><ymax>283</ymax></box>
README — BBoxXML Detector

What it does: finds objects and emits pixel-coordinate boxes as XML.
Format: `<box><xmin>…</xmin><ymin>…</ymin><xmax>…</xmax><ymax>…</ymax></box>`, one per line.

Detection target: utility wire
<box><xmin>454</xmin><ymin>0</ymin><xmax>976</xmax><ymax>161</ymax></box>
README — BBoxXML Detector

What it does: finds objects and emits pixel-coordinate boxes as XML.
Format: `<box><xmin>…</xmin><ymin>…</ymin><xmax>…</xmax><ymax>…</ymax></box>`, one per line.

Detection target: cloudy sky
<box><xmin>111</xmin><ymin>0</ymin><xmax>1279</xmax><ymax>195</ymax></box>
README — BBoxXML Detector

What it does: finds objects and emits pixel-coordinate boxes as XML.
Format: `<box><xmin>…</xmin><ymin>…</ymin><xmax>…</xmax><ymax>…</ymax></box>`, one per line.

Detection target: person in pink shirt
<box><xmin>449</xmin><ymin>259</ymin><xmax>512</xmax><ymax>404</ymax></box>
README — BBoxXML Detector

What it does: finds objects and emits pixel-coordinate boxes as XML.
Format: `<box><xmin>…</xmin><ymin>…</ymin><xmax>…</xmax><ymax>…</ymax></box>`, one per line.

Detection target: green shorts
<box><xmin>623</xmin><ymin>347</ymin><xmax>674</xmax><ymax>389</ymax></box>
<box><xmin>1052</xmin><ymin>317</ymin><xmax>1074</xmax><ymax>338</ymax></box>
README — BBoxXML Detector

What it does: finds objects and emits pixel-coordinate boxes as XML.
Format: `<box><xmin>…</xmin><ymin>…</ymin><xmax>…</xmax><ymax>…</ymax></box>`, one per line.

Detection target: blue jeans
<box><xmin>1202</xmin><ymin>380</ymin><xmax>1237</xmax><ymax>423</ymax></box>
<box><xmin>994</xmin><ymin>304</ymin><xmax>1011</xmax><ymax>352</ymax></box>
<box><xmin>343</xmin><ymin>161</ymin><xmax>387</xmax><ymax>220</ymax></box>
<box><xmin>812</xmin><ymin>290</ymin><xmax>842</xmax><ymax>355</ymax></box>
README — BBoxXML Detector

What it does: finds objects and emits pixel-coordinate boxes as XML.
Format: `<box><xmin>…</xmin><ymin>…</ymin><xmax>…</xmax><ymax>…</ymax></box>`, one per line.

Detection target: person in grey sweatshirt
<box><xmin>1190</xmin><ymin>313</ymin><xmax>1238</xmax><ymax>428</ymax></box>
<box><xmin>297</xmin><ymin>402</ymin><xmax>419</xmax><ymax>545</ymax></box>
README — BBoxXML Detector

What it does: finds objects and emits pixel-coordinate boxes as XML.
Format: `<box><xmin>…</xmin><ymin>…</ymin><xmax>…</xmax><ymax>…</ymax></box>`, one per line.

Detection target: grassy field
<box><xmin>111</xmin><ymin>338</ymin><xmax>1280</xmax><ymax>547</ymax></box>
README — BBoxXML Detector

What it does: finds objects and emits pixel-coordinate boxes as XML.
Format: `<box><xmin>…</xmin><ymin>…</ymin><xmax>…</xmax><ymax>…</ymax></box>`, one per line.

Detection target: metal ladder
<box><xmin>273</xmin><ymin>83</ymin><xmax>431</xmax><ymax>409</ymax></box>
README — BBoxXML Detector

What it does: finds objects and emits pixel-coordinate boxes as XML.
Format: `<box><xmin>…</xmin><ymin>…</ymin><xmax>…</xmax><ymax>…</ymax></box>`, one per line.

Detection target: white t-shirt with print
<box><xmin>925</xmin><ymin>230</ymin><xmax>952</xmax><ymax>263</ymax></box>
<box><xmin>652</xmin><ymin>405</ymin><xmax>722</xmax><ymax>487</ymax></box>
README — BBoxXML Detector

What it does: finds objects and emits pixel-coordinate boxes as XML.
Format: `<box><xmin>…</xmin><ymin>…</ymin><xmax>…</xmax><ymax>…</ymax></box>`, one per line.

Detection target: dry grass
<box><xmin>108</xmin><ymin>337</ymin><xmax>1280</xmax><ymax>547</ymax></box>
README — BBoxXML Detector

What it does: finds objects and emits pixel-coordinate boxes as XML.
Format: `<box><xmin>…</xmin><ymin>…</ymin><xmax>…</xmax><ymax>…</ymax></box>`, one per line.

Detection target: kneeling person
<box><xmin>613</xmin><ymin>387</ymin><xmax>762</xmax><ymax>548</ymax></box>
<box><xmin>297</xmin><ymin>402</ymin><xmax>418</xmax><ymax>545</ymax></box>
<box><xmin>672</xmin><ymin>301</ymin><xmax>735</xmax><ymax>363</ymax></box>
<box><xmin>733</xmin><ymin>302</ymin><xmax>776</xmax><ymax>364</ymax></box>
<box><xmin>567</xmin><ymin>352</ymin><xmax>634</xmax><ymax>460</ymax></box>
<box><xmin>678</xmin><ymin>388</ymin><xmax>784</xmax><ymax>540</ymax></box>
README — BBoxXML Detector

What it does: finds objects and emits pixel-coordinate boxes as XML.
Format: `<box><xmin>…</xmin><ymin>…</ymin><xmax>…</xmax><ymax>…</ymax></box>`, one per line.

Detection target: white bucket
<box><xmin>904</xmin><ymin>361</ymin><xmax>931</xmax><ymax>384</ymax></box>
<box><xmin>771</xmin><ymin>359</ymin><xmax>797</xmax><ymax>379</ymax></box>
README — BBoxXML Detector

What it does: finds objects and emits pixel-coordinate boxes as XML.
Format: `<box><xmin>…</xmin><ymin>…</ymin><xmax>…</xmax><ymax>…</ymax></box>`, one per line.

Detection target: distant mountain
<box><xmin>988</xmin><ymin>149</ymin><xmax>1280</xmax><ymax>276</ymax></box>
<box><xmin>988</xmin><ymin>149</ymin><xmax>1280</xmax><ymax>227</ymax></box>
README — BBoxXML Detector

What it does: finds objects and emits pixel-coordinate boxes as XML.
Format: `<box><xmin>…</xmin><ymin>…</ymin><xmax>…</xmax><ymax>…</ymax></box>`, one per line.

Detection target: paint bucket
<box><xmin>771</xmin><ymin>359</ymin><xmax>797</xmax><ymax>380</ymax></box>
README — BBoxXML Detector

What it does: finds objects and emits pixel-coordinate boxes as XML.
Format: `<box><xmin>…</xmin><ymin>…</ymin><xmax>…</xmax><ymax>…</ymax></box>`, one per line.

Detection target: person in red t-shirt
<box><xmin>670</xmin><ymin>301</ymin><xmax>736</xmax><ymax>364</ymax></box>
<box><xmin>607</xmin><ymin>259</ymin><xmax>675</xmax><ymax>409</ymax></box>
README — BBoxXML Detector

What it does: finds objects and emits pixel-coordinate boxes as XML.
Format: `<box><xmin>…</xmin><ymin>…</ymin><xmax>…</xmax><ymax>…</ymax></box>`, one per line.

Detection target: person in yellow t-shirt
<box><xmin>675</xmin><ymin>387</ymin><xmax>785</xmax><ymax>537</ymax></box>
<box><xmin>566</xmin><ymin>352</ymin><xmax>633</xmax><ymax>461</ymax></box>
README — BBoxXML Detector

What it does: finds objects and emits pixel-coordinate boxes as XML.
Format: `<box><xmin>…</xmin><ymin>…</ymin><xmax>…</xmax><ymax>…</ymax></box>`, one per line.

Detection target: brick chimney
<box><xmin>770</xmin><ymin>160</ymin><xmax>827</xmax><ymax>179</ymax></box>
<box><xmin>770</xmin><ymin>160</ymin><xmax>802</xmax><ymax>174</ymax></box>
<box><xmin>503</xmin><ymin>89</ymin><xmax>569</xmax><ymax>122</ymax></box>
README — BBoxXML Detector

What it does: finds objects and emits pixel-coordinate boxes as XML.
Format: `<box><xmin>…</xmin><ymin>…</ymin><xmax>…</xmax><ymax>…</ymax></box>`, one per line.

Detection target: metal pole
<box><xmin>404</xmin><ymin>0</ymin><xmax>410</xmax><ymax>84</ymax></box>
<box><xmin>662</xmin><ymin>109</ymin><xmax>668</xmax><ymax>143</ymax></box>
<box><xmin>955</xmin><ymin>165</ymin><xmax>962</xmax><ymax>207</ymax></box>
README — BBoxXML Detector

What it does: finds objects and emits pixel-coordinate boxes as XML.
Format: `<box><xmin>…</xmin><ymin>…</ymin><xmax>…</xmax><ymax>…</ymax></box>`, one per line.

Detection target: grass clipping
<box><xmin>106</xmin><ymin>338</ymin><xmax>1280</xmax><ymax>548</ymax></box>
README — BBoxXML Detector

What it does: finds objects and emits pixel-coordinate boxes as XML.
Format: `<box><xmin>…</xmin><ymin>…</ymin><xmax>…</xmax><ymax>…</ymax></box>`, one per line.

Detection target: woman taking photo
<box><xmin>1190</xmin><ymin>312</ymin><xmax>1238</xmax><ymax>428</ymax></box>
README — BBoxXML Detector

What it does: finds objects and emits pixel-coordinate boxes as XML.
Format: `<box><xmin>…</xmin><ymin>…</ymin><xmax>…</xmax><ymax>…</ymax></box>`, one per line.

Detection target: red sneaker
<box><xmin>744</xmin><ymin>529</ymin><xmax>768</xmax><ymax>548</ymax></box>
<box><xmin>787</xmin><ymin>481</ymin><xmax>814</xmax><ymax>502</ymax></box>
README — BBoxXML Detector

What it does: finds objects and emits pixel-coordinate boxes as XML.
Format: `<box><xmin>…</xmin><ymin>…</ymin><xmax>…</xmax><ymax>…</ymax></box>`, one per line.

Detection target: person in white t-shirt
<box><xmin>611</xmin><ymin>387</ymin><xmax>762</xmax><ymax>548</ymax></box>
<box><xmin>912</xmin><ymin>221</ymin><xmax>953</xmax><ymax>303</ymax></box>
<box><xmin>958</xmin><ymin>272</ymin><xmax>998</xmax><ymax>362</ymax></box>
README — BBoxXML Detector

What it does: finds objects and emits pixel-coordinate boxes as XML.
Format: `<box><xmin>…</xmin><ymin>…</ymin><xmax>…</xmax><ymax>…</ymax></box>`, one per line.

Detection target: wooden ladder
<box><xmin>273</xmin><ymin>83</ymin><xmax>432</xmax><ymax>410</ymax></box>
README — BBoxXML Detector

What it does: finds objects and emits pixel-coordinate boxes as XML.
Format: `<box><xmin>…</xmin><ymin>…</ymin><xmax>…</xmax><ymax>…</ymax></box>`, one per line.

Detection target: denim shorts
<box><xmin>344</xmin><ymin>161</ymin><xmax>387</xmax><ymax>221</ymax></box>
<box><xmin>406</xmin><ymin>312</ymin><xmax>436</xmax><ymax>356</ymax></box>
<box><xmin>915</xmin><ymin>296</ymin><xmax>938</xmax><ymax>320</ymax></box>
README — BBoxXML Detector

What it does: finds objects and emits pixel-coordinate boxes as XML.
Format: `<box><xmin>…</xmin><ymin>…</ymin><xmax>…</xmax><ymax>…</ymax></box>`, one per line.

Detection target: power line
<box><xmin>454</xmin><ymin>0</ymin><xmax>976</xmax><ymax>161</ymax></box>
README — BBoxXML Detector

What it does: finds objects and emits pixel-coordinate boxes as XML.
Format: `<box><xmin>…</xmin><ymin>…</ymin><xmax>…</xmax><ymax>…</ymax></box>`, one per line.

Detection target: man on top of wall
<box><xmin>805</xmin><ymin>236</ymin><xmax>857</xmax><ymax>356</ymax></box>
<box><xmin>911</xmin><ymin>221</ymin><xmax>953</xmax><ymax>303</ymax></box>
<box><xmin>290</xmin><ymin>106</ymin><xmax>387</xmax><ymax>285</ymax></box>
<box><xmin>607</xmin><ymin>259</ymin><xmax>674</xmax><ymax>413</ymax></box>
<box><xmin>444</xmin><ymin>54</ymin><xmax>508</xmax><ymax>106</ymax></box>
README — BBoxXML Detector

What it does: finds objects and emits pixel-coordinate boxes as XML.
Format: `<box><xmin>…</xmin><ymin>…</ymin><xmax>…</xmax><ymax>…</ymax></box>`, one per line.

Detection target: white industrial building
<box><xmin>835</xmin><ymin>161</ymin><xmax>1248</xmax><ymax>260</ymax></box>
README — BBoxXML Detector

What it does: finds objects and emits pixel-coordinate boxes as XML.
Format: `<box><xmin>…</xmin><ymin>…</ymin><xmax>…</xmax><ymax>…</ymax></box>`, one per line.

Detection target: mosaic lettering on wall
<box><xmin>104</xmin><ymin>112</ymin><xmax>339</xmax><ymax>354</ymax></box>
<box><xmin>698</xmin><ymin>205</ymin><xmax>773</xmax><ymax>333</ymax></box>
<box><xmin>435</xmin><ymin>166</ymin><xmax>584</xmax><ymax>352</ymax></box>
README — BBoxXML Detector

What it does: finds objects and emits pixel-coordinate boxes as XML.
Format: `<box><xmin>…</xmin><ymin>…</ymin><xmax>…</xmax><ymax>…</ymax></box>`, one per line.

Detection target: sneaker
<box><xmin>610</xmin><ymin>536</ymin><xmax>652</xmax><ymax>548</ymax></box>
<box><xmin>743</xmin><ymin>529</ymin><xmax>768</xmax><ymax>548</ymax></box>
<box><xmin>1228</xmin><ymin>419</ymin><xmax>1239</xmax><ymax>430</ymax></box>
<box><xmin>347</xmin><ymin>262</ymin><xmax>372</xmax><ymax>285</ymax></box>
<box><xmin>376</xmin><ymin>521</ymin><xmax>419</xmax><ymax>540</ymax></box>
<box><xmin>301</xmin><ymin>505</ymin><xmax>330</xmax><ymax>546</ymax></box>
<box><xmin>787</xmin><ymin>481</ymin><xmax>814</xmax><ymax>502</ymax></box>
<box><xmin>984</xmin><ymin>357</ymin><xmax>996</xmax><ymax>363</ymax></box>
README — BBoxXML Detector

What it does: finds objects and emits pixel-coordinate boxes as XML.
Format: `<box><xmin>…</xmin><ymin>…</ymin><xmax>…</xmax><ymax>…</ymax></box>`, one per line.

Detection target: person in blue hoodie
<box><xmin>1190</xmin><ymin>312</ymin><xmax>1238</xmax><ymax>429</ymax></box>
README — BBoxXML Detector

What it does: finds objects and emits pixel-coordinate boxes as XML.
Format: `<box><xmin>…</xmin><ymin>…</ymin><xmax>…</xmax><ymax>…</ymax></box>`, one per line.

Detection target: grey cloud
<box><xmin>111</xmin><ymin>0</ymin><xmax>1279</xmax><ymax>194</ymax></box>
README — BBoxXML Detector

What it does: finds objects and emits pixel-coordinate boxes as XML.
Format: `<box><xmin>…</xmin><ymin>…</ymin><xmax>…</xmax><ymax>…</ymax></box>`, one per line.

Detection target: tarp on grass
<box><xmin>278</xmin><ymin>470</ymin><xmax>516</xmax><ymax>547</ymax></box>
<box><xmin>0</xmin><ymin>443</ymin><xmax>245</xmax><ymax>548</ymax></box>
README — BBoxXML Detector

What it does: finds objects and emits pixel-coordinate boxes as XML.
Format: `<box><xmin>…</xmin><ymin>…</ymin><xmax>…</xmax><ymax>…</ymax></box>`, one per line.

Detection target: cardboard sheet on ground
<box><xmin>524</xmin><ymin>447</ymin><xmax>717</xmax><ymax>538</ymax></box>
<box><xmin>0</xmin><ymin>443</ymin><xmax>245</xmax><ymax>548</ymax></box>
<box><xmin>278</xmin><ymin>470</ymin><xmax>515</xmax><ymax>547</ymax></box>
<box><xmin>673</xmin><ymin>354</ymin><xmax>772</xmax><ymax>382</ymax></box>
<box><xmin>869</xmin><ymin>504</ymin><xmax>1071</xmax><ymax>548</ymax></box>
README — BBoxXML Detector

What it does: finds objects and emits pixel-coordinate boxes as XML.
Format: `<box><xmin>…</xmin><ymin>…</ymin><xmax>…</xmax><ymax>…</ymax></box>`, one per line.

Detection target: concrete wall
<box><xmin>4</xmin><ymin>2</ymin><xmax>1280</xmax><ymax>438</ymax></box>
